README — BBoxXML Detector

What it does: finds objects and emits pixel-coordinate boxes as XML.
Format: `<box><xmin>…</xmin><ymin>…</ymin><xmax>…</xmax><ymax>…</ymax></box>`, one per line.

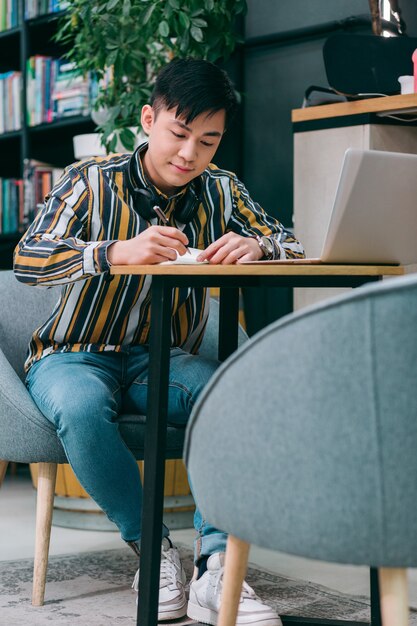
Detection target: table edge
<box><xmin>110</xmin><ymin>264</ymin><xmax>405</xmax><ymax>276</ymax></box>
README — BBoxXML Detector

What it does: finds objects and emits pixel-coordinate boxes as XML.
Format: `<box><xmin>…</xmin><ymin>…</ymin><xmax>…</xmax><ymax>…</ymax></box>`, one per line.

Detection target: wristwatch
<box><xmin>255</xmin><ymin>235</ymin><xmax>274</xmax><ymax>259</ymax></box>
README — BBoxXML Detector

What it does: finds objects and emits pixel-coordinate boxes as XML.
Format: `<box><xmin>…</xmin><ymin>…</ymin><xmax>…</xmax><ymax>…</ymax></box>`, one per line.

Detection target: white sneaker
<box><xmin>132</xmin><ymin>538</ymin><xmax>187</xmax><ymax>621</ymax></box>
<box><xmin>187</xmin><ymin>552</ymin><xmax>281</xmax><ymax>626</ymax></box>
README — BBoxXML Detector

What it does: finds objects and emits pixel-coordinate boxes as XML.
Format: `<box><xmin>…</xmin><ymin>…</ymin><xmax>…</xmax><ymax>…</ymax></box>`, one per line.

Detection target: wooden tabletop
<box><xmin>292</xmin><ymin>93</ymin><xmax>417</xmax><ymax>123</ymax></box>
<box><xmin>110</xmin><ymin>263</ymin><xmax>405</xmax><ymax>277</ymax></box>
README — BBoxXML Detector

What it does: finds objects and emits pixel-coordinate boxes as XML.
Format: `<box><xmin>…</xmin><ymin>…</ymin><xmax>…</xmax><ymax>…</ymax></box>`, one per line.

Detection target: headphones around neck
<box><xmin>127</xmin><ymin>146</ymin><xmax>202</xmax><ymax>224</ymax></box>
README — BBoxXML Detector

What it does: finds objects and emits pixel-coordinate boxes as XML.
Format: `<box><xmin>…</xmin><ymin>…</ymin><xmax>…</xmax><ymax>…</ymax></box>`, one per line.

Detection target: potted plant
<box><xmin>56</xmin><ymin>0</ymin><xmax>247</xmax><ymax>152</ymax></box>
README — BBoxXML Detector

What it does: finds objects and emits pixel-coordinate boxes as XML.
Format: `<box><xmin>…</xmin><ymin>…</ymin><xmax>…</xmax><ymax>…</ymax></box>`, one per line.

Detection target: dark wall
<box><xmin>243</xmin><ymin>0</ymin><xmax>370</xmax><ymax>225</ymax></box>
<box><xmin>399</xmin><ymin>2</ymin><xmax>417</xmax><ymax>35</ymax></box>
<box><xmin>241</xmin><ymin>0</ymin><xmax>416</xmax><ymax>334</ymax></box>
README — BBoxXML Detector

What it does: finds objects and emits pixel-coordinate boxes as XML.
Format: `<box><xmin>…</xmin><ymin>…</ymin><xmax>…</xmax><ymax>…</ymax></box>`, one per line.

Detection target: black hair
<box><xmin>150</xmin><ymin>58</ymin><xmax>239</xmax><ymax>129</ymax></box>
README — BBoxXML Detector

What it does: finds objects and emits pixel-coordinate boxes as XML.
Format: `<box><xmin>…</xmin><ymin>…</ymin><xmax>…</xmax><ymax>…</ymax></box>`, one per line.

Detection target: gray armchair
<box><xmin>0</xmin><ymin>269</ymin><xmax>237</xmax><ymax>606</ymax></box>
<box><xmin>185</xmin><ymin>272</ymin><xmax>417</xmax><ymax>626</ymax></box>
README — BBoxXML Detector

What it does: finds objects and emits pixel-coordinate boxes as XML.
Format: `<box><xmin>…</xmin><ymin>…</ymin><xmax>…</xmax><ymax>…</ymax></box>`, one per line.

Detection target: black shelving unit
<box><xmin>0</xmin><ymin>233</ymin><xmax>21</xmax><ymax>268</ymax></box>
<box><xmin>0</xmin><ymin>1</ymin><xmax>96</xmax><ymax>269</ymax></box>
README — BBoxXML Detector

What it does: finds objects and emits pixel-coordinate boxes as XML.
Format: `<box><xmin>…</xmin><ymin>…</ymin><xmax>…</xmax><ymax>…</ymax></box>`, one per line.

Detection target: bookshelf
<box><xmin>0</xmin><ymin>1</ymin><xmax>96</xmax><ymax>267</ymax></box>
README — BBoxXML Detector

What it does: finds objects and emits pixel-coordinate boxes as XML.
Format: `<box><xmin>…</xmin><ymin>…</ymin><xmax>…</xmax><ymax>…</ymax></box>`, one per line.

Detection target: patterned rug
<box><xmin>1</xmin><ymin>545</ymin><xmax>416</xmax><ymax>625</ymax></box>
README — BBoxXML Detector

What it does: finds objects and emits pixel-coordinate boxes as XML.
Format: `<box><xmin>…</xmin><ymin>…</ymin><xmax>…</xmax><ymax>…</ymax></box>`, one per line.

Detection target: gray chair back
<box><xmin>0</xmin><ymin>270</ymin><xmax>245</xmax><ymax>464</ymax></box>
<box><xmin>0</xmin><ymin>271</ymin><xmax>59</xmax><ymax>381</ymax></box>
<box><xmin>185</xmin><ymin>273</ymin><xmax>417</xmax><ymax>568</ymax></box>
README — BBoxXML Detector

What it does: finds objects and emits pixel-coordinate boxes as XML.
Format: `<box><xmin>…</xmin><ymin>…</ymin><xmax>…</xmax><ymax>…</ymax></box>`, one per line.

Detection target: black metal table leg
<box><xmin>218</xmin><ymin>287</ymin><xmax>240</xmax><ymax>361</ymax></box>
<box><xmin>370</xmin><ymin>568</ymin><xmax>381</xmax><ymax>626</ymax></box>
<box><xmin>137</xmin><ymin>277</ymin><xmax>172</xmax><ymax>626</ymax></box>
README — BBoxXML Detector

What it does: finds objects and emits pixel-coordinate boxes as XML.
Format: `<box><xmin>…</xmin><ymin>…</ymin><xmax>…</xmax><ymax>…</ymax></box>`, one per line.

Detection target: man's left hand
<box><xmin>197</xmin><ymin>232</ymin><xmax>264</xmax><ymax>264</ymax></box>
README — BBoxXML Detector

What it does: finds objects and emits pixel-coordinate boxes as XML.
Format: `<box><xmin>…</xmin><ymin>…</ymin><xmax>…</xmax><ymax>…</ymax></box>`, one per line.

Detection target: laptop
<box><xmin>259</xmin><ymin>148</ymin><xmax>417</xmax><ymax>265</ymax></box>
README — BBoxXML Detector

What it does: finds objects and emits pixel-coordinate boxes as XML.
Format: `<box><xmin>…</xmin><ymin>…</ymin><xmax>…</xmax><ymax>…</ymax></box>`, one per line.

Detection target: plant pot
<box><xmin>73</xmin><ymin>133</ymin><xmax>107</xmax><ymax>159</ymax></box>
<box><xmin>73</xmin><ymin>129</ymin><xmax>147</xmax><ymax>159</ymax></box>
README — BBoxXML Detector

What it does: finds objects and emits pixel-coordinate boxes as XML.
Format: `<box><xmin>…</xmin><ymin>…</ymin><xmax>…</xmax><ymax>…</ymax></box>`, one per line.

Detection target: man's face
<box><xmin>140</xmin><ymin>104</ymin><xmax>225</xmax><ymax>196</ymax></box>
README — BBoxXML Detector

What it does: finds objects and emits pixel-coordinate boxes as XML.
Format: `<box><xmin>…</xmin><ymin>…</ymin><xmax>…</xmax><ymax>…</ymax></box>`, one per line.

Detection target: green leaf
<box><xmin>179</xmin><ymin>30</ymin><xmax>190</xmax><ymax>53</ymax></box>
<box><xmin>126</xmin><ymin>31</ymin><xmax>139</xmax><ymax>44</ymax></box>
<box><xmin>178</xmin><ymin>11</ymin><xmax>190</xmax><ymax>29</ymax></box>
<box><xmin>120</xmin><ymin>127</ymin><xmax>136</xmax><ymax>151</ymax></box>
<box><xmin>204</xmin><ymin>0</ymin><xmax>214</xmax><ymax>10</ymax></box>
<box><xmin>122</xmin><ymin>55</ymin><xmax>134</xmax><ymax>75</ymax></box>
<box><xmin>207</xmin><ymin>49</ymin><xmax>219</xmax><ymax>62</ymax></box>
<box><xmin>164</xmin><ymin>4</ymin><xmax>173</xmax><ymax>18</ymax></box>
<box><xmin>122</xmin><ymin>0</ymin><xmax>131</xmax><ymax>18</ymax></box>
<box><xmin>105</xmin><ymin>39</ymin><xmax>120</xmax><ymax>50</ymax></box>
<box><xmin>190</xmin><ymin>25</ymin><xmax>203</xmax><ymax>42</ymax></box>
<box><xmin>168</xmin><ymin>0</ymin><xmax>180</xmax><ymax>9</ymax></box>
<box><xmin>108</xmin><ymin>133</ymin><xmax>118</xmax><ymax>153</ymax></box>
<box><xmin>113</xmin><ymin>105</ymin><xmax>122</xmax><ymax>119</ymax></box>
<box><xmin>191</xmin><ymin>18</ymin><xmax>207</xmax><ymax>28</ymax></box>
<box><xmin>106</xmin><ymin>49</ymin><xmax>119</xmax><ymax>66</ymax></box>
<box><xmin>163</xmin><ymin>37</ymin><xmax>175</xmax><ymax>50</ymax></box>
<box><xmin>107</xmin><ymin>0</ymin><xmax>119</xmax><ymax>11</ymax></box>
<box><xmin>143</xmin><ymin>3</ymin><xmax>156</xmax><ymax>24</ymax></box>
<box><xmin>158</xmin><ymin>21</ymin><xmax>170</xmax><ymax>37</ymax></box>
<box><xmin>98</xmin><ymin>102</ymin><xmax>120</xmax><ymax>124</ymax></box>
<box><xmin>114</xmin><ymin>53</ymin><xmax>124</xmax><ymax>77</ymax></box>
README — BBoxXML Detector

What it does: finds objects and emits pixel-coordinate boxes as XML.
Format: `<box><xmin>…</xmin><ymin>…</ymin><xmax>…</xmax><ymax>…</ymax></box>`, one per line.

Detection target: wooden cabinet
<box><xmin>292</xmin><ymin>94</ymin><xmax>417</xmax><ymax>309</ymax></box>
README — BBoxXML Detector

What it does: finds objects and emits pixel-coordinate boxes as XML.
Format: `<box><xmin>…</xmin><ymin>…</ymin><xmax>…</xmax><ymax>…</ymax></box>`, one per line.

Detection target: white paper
<box><xmin>160</xmin><ymin>247</ymin><xmax>208</xmax><ymax>265</ymax></box>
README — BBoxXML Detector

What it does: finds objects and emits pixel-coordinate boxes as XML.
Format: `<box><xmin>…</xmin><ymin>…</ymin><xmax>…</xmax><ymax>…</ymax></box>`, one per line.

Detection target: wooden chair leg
<box><xmin>0</xmin><ymin>460</ymin><xmax>9</xmax><ymax>486</ymax></box>
<box><xmin>379</xmin><ymin>567</ymin><xmax>408</xmax><ymax>626</ymax></box>
<box><xmin>32</xmin><ymin>462</ymin><xmax>57</xmax><ymax>606</ymax></box>
<box><xmin>218</xmin><ymin>535</ymin><xmax>250</xmax><ymax>626</ymax></box>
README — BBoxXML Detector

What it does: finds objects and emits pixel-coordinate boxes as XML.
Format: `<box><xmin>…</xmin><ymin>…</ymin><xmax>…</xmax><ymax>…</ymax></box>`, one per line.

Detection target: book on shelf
<box><xmin>52</xmin><ymin>59</ymin><xmax>90</xmax><ymax>119</ymax></box>
<box><xmin>0</xmin><ymin>71</ymin><xmax>22</xmax><ymax>133</ymax></box>
<box><xmin>0</xmin><ymin>161</ymin><xmax>63</xmax><ymax>235</ymax></box>
<box><xmin>24</xmin><ymin>0</ymin><xmax>68</xmax><ymax>20</ymax></box>
<box><xmin>0</xmin><ymin>0</ymin><xmax>21</xmax><ymax>32</ymax></box>
<box><xmin>0</xmin><ymin>177</ymin><xmax>23</xmax><ymax>235</ymax></box>
<box><xmin>23</xmin><ymin>159</ymin><xmax>64</xmax><ymax>228</ymax></box>
<box><xmin>27</xmin><ymin>56</ymin><xmax>91</xmax><ymax>126</ymax></box>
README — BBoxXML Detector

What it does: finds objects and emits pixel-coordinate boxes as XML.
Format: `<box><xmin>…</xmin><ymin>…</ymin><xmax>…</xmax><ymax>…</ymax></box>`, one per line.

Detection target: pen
<box><xmin>152</xmin><ymin>204</ymin><xmax>169</xmax><ymax>226</ymax></box>
<box><xmin>152</xmin><ymin>205</ymin><xmax>190</xmax><ymax>253</ymax></box>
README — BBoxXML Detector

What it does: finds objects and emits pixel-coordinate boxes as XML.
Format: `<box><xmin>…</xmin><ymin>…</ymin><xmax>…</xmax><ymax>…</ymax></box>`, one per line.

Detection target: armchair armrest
<box><xmin>0</xmin><ymin>347</ymin><xmax>66</xmax><ymax>463</ymax></box>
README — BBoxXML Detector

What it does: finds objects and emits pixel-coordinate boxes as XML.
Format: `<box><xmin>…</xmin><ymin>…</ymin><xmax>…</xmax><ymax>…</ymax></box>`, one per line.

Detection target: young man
<box><xmin>14</xmin><ymin>59</ymin><xmax>304</xmax><ymax>625</ymax></box>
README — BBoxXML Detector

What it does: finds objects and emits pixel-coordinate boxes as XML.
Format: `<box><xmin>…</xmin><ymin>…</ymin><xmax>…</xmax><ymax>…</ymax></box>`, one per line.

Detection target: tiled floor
<box><xmin>2</xmin><ymin>467</ymin><xmax>417</xmax><ymax>606</ymax></box>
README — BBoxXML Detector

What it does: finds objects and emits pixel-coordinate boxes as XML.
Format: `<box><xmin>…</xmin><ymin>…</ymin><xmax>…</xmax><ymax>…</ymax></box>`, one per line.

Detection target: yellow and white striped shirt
<box><xmin>14</xmin><ymin>149</ymin><xmax>305</xmax><ymax>371</ymax></box>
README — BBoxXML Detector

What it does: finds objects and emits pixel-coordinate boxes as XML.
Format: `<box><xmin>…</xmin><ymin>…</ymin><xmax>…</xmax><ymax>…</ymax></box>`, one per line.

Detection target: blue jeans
<box><xmin>26</xmin><ymin>347</ymin><xmax>227</xmax><ymax>562</ymax></box>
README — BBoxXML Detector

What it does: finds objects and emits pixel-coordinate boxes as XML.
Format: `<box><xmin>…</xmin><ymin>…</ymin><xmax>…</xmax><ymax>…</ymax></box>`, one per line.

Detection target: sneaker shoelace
<box><xmin>131</xmin><ymin>549</ymin><xmax>180</xmax><ymax>592</ymax></box>
<box><xmin>213</xmin><ymin>565</ymin><xmax>260</xmax><ymax>603</ymax></box>
<box><xmin>160</xmin><ymin>549</ymin><xmax>180</xmax><ymax>589</ymax></box>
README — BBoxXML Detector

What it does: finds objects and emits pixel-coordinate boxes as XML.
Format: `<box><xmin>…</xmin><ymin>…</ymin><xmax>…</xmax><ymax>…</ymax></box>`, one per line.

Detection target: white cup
<box><xmin>398</xmin><ymin>75</ymin><xmax>414</xmax><ymax>94</ymax></box>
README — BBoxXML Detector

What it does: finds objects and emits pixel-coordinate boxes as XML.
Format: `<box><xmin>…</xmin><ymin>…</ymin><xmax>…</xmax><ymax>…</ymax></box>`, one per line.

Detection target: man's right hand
<box><xmin>107</xmin><ymin>225</ymin><xmax>189</xmax><ymax>265</ymax></box>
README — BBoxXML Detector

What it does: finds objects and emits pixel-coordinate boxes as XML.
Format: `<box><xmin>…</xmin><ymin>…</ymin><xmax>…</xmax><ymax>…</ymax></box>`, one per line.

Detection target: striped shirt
<box><xmin>14</xmin><ymin>147</ymin><xmax>305</xmax><ymax>371</ymax></box>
